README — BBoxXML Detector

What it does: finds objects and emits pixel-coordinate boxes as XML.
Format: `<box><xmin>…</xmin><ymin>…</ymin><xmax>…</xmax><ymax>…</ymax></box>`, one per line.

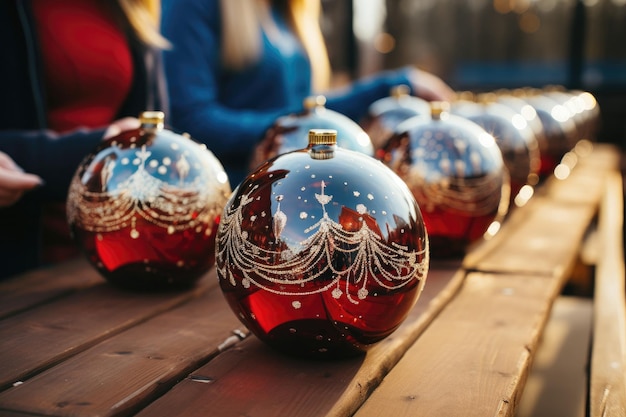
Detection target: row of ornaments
<box><xmin>255</xmin><ymin>94</ymin><xmax>504</xmax><ymax>259</ymax></box>
<box><xmin>66</xmin><ymin>100</ymin><xmax>487</xmax><ymax>292</ymax></box>
<box><xmin>66</xmin><ymin>83</ymin><xmax>599</xmax><ymax>357</ymax></box>
<box><xmin>255</xmin><ymin>86</ymin><xmax>599</xmax><ymax>258</ymax></box>
<box><xmin>67</xmin><ymin>116</ymin><xmax>427</xmax><ymax>358</ymax></box>
<box><xmin>363</xmin><ymin>85</ymin><xmax>599</xmax><ymax>182</ymax></box>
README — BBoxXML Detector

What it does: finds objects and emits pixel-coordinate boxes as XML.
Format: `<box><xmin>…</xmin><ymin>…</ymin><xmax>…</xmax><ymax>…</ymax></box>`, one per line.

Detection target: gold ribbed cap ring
<box><xmin>139</xmin><ymin>111</ymin><xmax>165</xmax><ymax>125</ymax></box>
<box><xmin>430</xmin><ymin>101</ymin><xmax>450</xmax><ymax>120</ymax></box>
<box><xmin>308</xmin><ymin>129</ymin><xmax>337</xmax><ymax>146</ymax></box>
<box><xmin>391</xmin><ymin>84</ymin><xmax>410</xmax><ymax>98</ymax></box>
<box><xmin>139</xmin><ymin>111</ymin><xmax>165</xmax><ymax>132</ymax></box>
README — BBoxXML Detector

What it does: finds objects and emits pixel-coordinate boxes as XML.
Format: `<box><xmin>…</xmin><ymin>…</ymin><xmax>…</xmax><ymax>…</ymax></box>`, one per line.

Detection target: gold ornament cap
<box><xmin>308</xmin><ymin>129</ymin><xmax>337</xmax><ymax>146</ymax></box>
<box><xmin>391</xmin><ymin>84</ymin><xmax>411</xmax><ymax>99</ymax></box>
<box><xmin>139</xmin><ymin>111</ymin><xmax>165</xmax><ymax>130</ymax></box>
<box><xmin>430</xmin><ymin>101</ymin><xmax>450</xmax><ymax>120</ymax></box>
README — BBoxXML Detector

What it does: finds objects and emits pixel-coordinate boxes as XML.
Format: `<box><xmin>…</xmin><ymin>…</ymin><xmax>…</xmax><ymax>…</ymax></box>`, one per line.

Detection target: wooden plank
<box><xmin>133</xmin><ymin>265</ymin><xmax>467</xmax><ymax>417</ymax></box>
<box><xmin>0</xmin><ymin>411</ymin><xmax>34</xmax><ymax>417</ymax></box>
<box><xmin>0</xmin><ymin>284</ymin><xmax>243</xmax><ymax>417</ymax></box>
<box><xmin>0</xmin><ymin>272</ymin><xmax>215</xmax><ymax>391</ymax></box>
<box><xmin>539</xmin><ymin>143</ymin><xmax>619</xmax><ymax>206</ymax></box>
<box><xmin>589</xmin><ymin>171</ymin><xmax>626</xmax><ymax>417</ymax></box>
<box><xmin>0</xmin><ymin>259</ymin><xmax>103</xmax><ymax>319</ymax></box>
<box><xmin>516</xmin><ymin>296</ymin><xmax>592</xmax><ymax>417</ymax></box>
<box><xmin>464</xmin><ymin>196</ymin><xmax>597</xmax><ymax>276</ymax></box>
<box><xmin>353</xmin><ymin>271</ymin><xmax>563</xmax><ymax>417</ymax></box>
<box><xmin>465</xmin><ymin>143</ymin><xmax>617</xmax><ymax>274</ymax></box>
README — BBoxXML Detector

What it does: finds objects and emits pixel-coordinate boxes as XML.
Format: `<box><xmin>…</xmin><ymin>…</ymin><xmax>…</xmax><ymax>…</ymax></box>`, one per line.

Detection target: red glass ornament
<box><xmin>67</xmin><ymin>111</ymin><xmax>231</xmax><ymax>290</ymax></box>
<box><xmin>571</xmin><ymin>90</ymin><xmax>601</xmax><ymax>142</ymax></box>
<box><xmin>250</xmin><ymin>95</ymin><xmax>373</xmax><ymax>171</ymax></box>
<box><xmin>381</xmin><ymin>102</ymin><xmax>509</xmax><ymax>258</ymax></box>
<box><xmin>217</xmin><ymin>129</ymin><xmax>429</xmax><ymax>358</ymax></box>
<box><xmin>514</xmin><ymin>88</ymin><xmax>578</xmax><ymax>178</ymax></box>
<box><xmin>495</xmin><ymin>90</ymin><xmax>548</xmax><ymax>173</ymax></box>
<box><xmin>450</xmin><ymin>93</ymin><xmax>541</xmax><ymax>206</ymax></box>
<box><xmin>360</xmin><ymin>84</ymin><xmax>431</xmax><ymax>151</ymax></box>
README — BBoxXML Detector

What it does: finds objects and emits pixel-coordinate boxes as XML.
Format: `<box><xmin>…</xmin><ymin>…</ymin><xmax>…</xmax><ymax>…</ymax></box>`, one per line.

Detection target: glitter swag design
<box><xmin>68</xmin><ymin>143</ymin><xmax>222</xmax><ymax>238</ymax></box>
<box><xmin>216</xmin><ymin>180</ymin><xmax>428</xmax><ymax>305</ymax></box>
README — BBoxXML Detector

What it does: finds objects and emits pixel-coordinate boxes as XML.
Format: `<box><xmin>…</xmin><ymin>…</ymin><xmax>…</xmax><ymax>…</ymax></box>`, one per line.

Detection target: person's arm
<box><xmin>0</xmin><ymin>128</ymin><xmax>105</xmax><ymax>199</ymax></box>
<box><xmin>161</xmin><ymin>0</ymin><xmax>294</xmax><ymax>162</ymax></box>
<box><xmin>0</xmin><ymin>151</ymin><xmax>42</xmax><ymax>207</ymax></box>
<box><xmin>324</xmin><ymin>66</ymin><xmax>456</xmax><ymax>122</ymax></box>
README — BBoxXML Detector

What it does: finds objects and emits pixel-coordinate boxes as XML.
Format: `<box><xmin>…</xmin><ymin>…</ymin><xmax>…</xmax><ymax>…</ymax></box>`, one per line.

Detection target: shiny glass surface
<box><xmin>381</xmin><ymin>105</ymin><xmax>509</xmax><ymax>258</ymax></box>
<box><xmin>250</xmin><ymin>96</ymin><xmax>374</xmax><ymax>172</ymax></box>
<box><xmin>217</xmin><ymin>134</ymin><xmax>429</xmax><ymax>358</ymax></box>
<box><xmin>516</xmin><ymin>89</ymin><xmax>579</xmax><ymax>177</ymax></box>
<box><xmin>361</xmin><ymin>85</ymin><xmax>431</xmax><ymax>151</ymax></box>
<box><xmin>67</xmin><ymin>117</ymin><xmax>231</xmax><ymax>290</ymax></box>
<box><xmin>451</xmin><ymin>96</ymin><xmax>540</xmax><ymax>204</ymax></box>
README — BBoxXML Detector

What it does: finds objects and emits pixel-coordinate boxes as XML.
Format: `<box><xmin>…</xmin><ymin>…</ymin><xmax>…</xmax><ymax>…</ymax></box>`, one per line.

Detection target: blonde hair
<box><xmin>220</xmin><ymin>0</ymin><xmax>330</xmax><ymax>92</ymax></box>
<box><xmin>117</xmin><ymin>0</ymin><xmax>170</xmax><ymax>49</ymax></box>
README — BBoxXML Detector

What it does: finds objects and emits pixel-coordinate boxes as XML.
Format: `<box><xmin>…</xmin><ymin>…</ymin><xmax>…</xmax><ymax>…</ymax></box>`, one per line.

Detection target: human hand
<box><xmin>0</xmin><ymin>151</ymin><xmax>43</xmax><ymax>207</ymax></box>
<box><xmin>408</xmin><ymin>68</ymin><xmax>456</xmax><ymax>102</ymax></box>
<box><xmin>103</xmin><ymin>117</ymin><xmax>141</xmax><ymax>139</ymax></box>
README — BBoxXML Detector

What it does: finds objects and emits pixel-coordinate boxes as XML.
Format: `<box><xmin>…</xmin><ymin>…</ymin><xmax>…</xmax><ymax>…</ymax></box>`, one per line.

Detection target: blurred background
<box><xmin>320</xmin><ymin>0</ymin><xmax>626</xmax><ymax>151</ymax></box>
<box><xmin>319</xmin><ymin>3</ymin><xmax>625</xmax><ymax>415</ymax></box>
<box><xmin>318</xmin><ymin>3</ymin><xmax>624</xmax><ymax>415</ymax></box>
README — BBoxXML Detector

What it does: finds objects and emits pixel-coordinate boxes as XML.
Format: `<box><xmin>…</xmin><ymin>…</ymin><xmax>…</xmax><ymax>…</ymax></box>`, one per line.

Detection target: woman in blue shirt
<box><xmin>162</xmin><ymin>0</ymin><xmax>455</xmax><ymax>185</ymax></box>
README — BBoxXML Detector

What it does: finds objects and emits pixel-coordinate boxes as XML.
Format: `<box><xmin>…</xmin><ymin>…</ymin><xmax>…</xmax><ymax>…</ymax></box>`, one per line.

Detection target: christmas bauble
<box><xmin>361</xmin><ymin>84</ymin><xmax>430</xmax><ymax>151</ymax></box>
<box><xmin>450</xmin><ymin>93</ymin><xmax>540</xmax><ymax>207</ymax></box>
<box><xmin>514</xmin><ymin>89</ymin><xmax>578</xmax><ymax>177</ymax></box>
<box><xmin>250</xmin><ymin>95</ymin><xmax>373</xmax><ymax>171</ymax></box>
<box><xmin>217</xmin><ymin>129</ymin><xmax>429</xmax><ymax>358</ymax></box>
<box><xmin>67</xmin><ymin>111</ymin><xmax>231</xmax><ymax>290</ymax></box>
<box><xmin>381</xmin><ymin>102</ymin><xmax>509</xmax><ymax>258</ymax></box>
<box><xmin>570</xmin><ymin>90</ymin><xmax>600</xmax><ymax>142</ymax></box>
<box><xmin>494</xmin><ymin>89</ymin><xmax>549</xmax><ymax>182</ymax></box>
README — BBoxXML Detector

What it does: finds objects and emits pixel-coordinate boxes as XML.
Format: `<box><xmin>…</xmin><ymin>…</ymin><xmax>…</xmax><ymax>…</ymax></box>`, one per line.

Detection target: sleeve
<box><xmin>161</xmin><ymin>0</ymin><xmax>289</xmax><ymax>163</ymax></box>
<box><xmin>0</xmin><ymin>128</ymin><xmax>105</xmax><ymax>200</ymax></box>
<box><xmin>323</xmin><ymin>67</ymin><xmax>415</xmax><ymax>122</ymax></box>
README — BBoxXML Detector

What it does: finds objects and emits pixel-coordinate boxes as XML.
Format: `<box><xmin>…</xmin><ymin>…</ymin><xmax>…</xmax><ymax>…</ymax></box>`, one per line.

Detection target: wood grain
<box><xmin>0</xmin><ymin>258</ymin><xmax>103</xmax><ymax>319</ymax></box>
<box><xmin>464</xmin><ymin>144</ymin><xmax>618</xmax><ymax>276</ymax></box>
<box><xmin>589</xmin><ymin>171</ymin><xmax>626</xmax><ymax>417</ymax></box>
<box><xmin>0</xmin><ymin>272</ymin><xmax>214</xmax><ymax>391</ymax></box>
<box><xmin>353</xmin><ymin>272</ymin><xmax>563</xmax><ymax>417</ymax></box>
<box><xmin>134</xmin><ymin>266</ymin><xmax>466</xmax><ymax>417</ymax></box>
<box><xmin>0</xmin><ymin>283</ymin><xmax>242</xmax><ymax>417</ymax></box>
<box><xmin>465</xmin><ymin>196</ymin><xmax>597</xmax><ymax>276</ymax></box>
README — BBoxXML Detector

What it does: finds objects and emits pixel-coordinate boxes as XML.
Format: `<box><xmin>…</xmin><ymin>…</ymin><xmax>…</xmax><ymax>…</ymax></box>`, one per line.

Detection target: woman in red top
<box><xmin>0</xmin><ymin>0</ymin><xmax>169</xmax><ymax>279</ymax></box>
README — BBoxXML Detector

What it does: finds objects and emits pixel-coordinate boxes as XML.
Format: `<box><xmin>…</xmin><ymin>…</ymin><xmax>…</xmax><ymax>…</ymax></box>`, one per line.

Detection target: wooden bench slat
<box><xmin>516</xmin><ymin>296</ymin><xmax>593</xmax><ymax>417</ymax></box>
<box><xmin>353</xmin><ymin>271</ymin><xmax>564</xmax><ymax>417</ymax></box>
<box><xmin>540</xmin><ymin>143</ymin><xmax>621</xmax><ymax>206</ymax></box>
<box><xmin>589</xmin><ymin>171</ymin><xmax>626</xmax><ymax>417</ymax></box>
<box><xmin>0</xmin><ymin>411</ymin><xmax>34</xmax><ymax>417</ymax></box>
<box><xmin>465</xmin><ymin>196</ymin><xmax>598</xmax><ymax>276</ymax></box>
<box><xmin>0</xmin><ymin>284</ymin><xmax>242</xmax><ymax>417</ymax></box>
<box><xmin>0</xmin><ymin>274</ymin><xmax>214</xmax><ymax>391</ymax></box>
<box><xmin>465</xmin><ymin>143</ymin><xmax>618</xmax><ymax>275</ymax></box>
<box><xmin>0</xmin><ymin>259</ymin><xmax>103</xmax><ymax>319</ymax></box>
<box><xmin>133</xmin><ymin>266</ymin><xmax>466</xmax><ymax>417</ymax></box>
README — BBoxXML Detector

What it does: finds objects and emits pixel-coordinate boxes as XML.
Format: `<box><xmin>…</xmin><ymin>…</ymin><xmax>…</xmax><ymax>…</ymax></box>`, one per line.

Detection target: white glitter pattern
<box><xmin>217</xmin><ymin>181</ymin><xmax>427</xmax><ymax>304</ymax></box>
<box><xmin>67</xmin><ymin>145</ymin><xmax>226</xmax><ymax>235</ymax></box>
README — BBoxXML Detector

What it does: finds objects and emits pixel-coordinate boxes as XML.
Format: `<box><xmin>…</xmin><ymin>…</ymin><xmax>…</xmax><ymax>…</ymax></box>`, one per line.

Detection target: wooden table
<box><xmin>0</xmin><ymin>143</ymin><xmax>623</xmax><ymax>417</ymax></box>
